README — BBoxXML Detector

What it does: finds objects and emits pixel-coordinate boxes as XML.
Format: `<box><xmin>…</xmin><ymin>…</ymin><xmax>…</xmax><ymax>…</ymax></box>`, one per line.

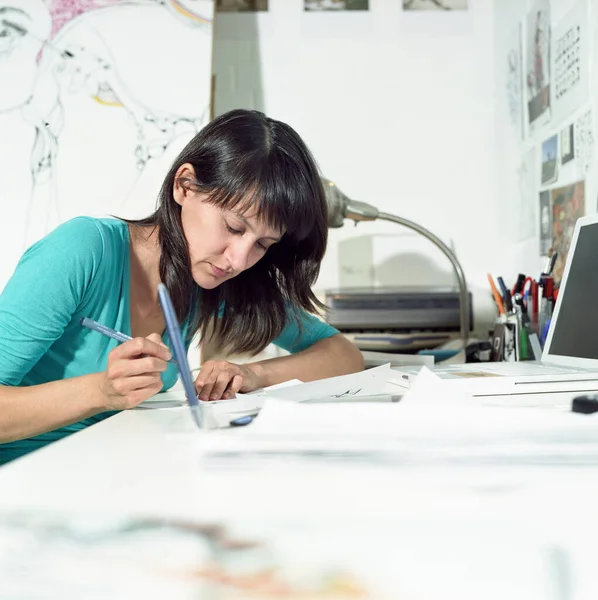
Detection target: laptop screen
<box><xmin>543</xmin><ymin>215</ymin><xmax>598</xmax><ymax>367</ymax></box>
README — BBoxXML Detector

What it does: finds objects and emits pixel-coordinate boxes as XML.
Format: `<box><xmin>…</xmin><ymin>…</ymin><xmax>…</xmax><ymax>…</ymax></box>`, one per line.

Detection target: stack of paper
<box><xmin>196</xmin><ymin>367</ymin><xmax>598</xmax><ymax>469</ymax></box>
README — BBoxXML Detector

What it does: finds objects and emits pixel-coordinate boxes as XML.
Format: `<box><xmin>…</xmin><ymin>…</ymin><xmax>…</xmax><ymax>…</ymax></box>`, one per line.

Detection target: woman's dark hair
<box><xmin>128</xmin><ymin>109</ymin><xmax>328</xmax><ymax>355</ymax></box>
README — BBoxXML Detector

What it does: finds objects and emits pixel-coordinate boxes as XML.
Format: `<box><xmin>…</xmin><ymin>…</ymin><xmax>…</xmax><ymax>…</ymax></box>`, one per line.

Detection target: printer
<box><xmin>323</xmin><ymin>286</ymin><xmax>474</xmax><ymax>352</ymax></box>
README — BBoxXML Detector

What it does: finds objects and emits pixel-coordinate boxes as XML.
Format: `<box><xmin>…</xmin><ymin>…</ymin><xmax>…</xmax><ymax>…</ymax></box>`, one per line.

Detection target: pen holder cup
<box><xmin>489</xmin><ymin>313</ymin><xmax>542</xmax><ymax>362</ymax></box>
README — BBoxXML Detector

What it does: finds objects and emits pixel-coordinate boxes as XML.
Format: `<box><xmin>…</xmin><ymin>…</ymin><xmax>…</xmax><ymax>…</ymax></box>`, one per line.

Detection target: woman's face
<box><xmin>173</xmin><ymin>166</ymin><xmax>283</xmax><ymax>290</ymax></box>
<box><xmin>0</xmin><ymin>1</ymin><xmax>51</xmax><ymax>112</ymax></box>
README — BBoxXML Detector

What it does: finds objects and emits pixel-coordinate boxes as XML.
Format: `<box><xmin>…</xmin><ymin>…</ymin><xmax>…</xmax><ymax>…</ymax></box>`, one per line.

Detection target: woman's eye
<box><xmin>225</xmin><ymin>223</ymin><xmax>242</xmax><ymax>235</ymax></box>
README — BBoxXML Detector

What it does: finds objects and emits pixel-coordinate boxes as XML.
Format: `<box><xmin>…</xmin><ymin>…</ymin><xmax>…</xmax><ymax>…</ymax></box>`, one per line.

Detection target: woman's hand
<box><xmin>99</xmin><ymin>333</ymin><xmax>172</xmax><ymax>410</ymax></box>
<box><xmin>194</xmin><ymin>360</ymin><xmax>261</xmax><ymax>401</ymax></box>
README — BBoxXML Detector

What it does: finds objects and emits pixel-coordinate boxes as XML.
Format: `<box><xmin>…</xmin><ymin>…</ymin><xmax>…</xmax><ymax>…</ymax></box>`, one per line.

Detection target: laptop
<box><xmin>391</xmin><ymin>213</ymin><xmax>598</xmax><ymax>396</ymax></box>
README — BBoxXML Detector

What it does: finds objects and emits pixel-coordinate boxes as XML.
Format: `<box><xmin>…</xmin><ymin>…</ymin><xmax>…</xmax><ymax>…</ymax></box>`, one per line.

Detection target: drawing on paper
<box><xmin>515</xmin><ymin>147</ymin><xmax>536</xmax><ymax>242</ymax></box>
<box><xmin>541</xmin><ymin>134</ymin><xmax>558</xmax><ymax>185</ymax></box>
<box><xmin>0</xmin><ymin>0</ymin><xmax>214</xmax><ymax>289</ymax></box>
<box><xmin>524</xmin><ymin>0</ymin><xmax>550</xmax><ymax>127</ymax></box>
<box><xmin>574</xmin><ymin>109</ymin><xmax>595</xmax><ymax>175</ymax></box>
<box><xmin>506</xmin><ymin>24</ymin><xmax>523</xmax><ymax>137</ymax></box>
<box><xmin>0</xmin><ymin>511</ymin><xmax>371</xmax><ymax>597</ymax></box>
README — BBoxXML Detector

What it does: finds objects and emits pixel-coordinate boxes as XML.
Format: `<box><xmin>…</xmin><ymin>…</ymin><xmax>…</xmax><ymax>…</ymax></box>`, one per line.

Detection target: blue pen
<box><xmin>80</xmin><ymin>317</ymin><xmax>176</xmax><ymax>364</ymax></box>
<box><xmin>157</xmin><ymin>284</ymin><xmax>204</xmax><ymax>428</ymax></box>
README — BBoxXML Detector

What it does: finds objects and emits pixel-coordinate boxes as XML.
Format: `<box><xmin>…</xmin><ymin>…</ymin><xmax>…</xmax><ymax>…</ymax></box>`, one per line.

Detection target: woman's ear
<box><xmin>173</xmin><ymin>163</ymin><xmax>198</xmax><ymax>207</ymax></box>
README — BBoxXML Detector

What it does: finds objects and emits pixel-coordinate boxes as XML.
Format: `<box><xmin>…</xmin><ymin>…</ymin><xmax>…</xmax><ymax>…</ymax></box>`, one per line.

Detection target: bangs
<box><xmin>195</xmin><ymin>165</ymin><xmax>322</xmax><ymax>242</ymax></box>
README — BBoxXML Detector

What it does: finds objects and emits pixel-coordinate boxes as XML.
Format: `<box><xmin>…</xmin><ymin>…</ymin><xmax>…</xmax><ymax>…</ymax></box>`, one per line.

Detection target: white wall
<box><xmin>214</xmin><ymin>0</ymin><xmax>500</xmax><ymax>337</ymax></box>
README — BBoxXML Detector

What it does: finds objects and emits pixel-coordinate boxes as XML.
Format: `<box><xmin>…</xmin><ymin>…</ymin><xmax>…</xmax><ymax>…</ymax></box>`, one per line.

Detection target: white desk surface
<box><xmin>2</xmin><ymin>384</ymin><xmax>598</xmax><ymax>598</ymax></box>
<box><xmin>0</xmin><ymin>386</ymin><xmax>593</xmax><ymax>515</ymax></box>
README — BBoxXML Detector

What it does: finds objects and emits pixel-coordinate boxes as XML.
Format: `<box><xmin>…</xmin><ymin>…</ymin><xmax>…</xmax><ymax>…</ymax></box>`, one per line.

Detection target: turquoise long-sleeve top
<box><xmin>0</xmin><ymin>217</ymin><xmax>338</xmax><ymax>465</ymax></box>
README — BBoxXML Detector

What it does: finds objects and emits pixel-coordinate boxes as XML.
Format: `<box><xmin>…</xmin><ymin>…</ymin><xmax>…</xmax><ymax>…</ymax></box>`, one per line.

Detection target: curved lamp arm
<box><xmin>323</xmin><ymin>178</ymin><xmax>470</xmax><ymax>349</ymax></box>
<box><xmin>377</xmin><ymin>211</ymin><xmax>470</xmax><ymax>349</ymax></box>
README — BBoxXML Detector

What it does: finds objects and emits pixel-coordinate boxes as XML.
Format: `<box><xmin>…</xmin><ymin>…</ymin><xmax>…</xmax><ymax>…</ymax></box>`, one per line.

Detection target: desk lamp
<box><xmin>322</xmin><ymin>178</ymin><xmax>470</xmax><ymax>349</ymax></box>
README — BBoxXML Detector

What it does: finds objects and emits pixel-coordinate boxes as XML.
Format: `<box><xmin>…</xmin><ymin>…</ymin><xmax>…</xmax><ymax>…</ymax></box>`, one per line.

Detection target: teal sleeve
<box><xmin>0</xmin><ymin>218</ymin><xmax>104</xmax><ymax>385</ymax></box>
<box><xmin>272</xmin><ymin>307</ymin><xmax>340</xmax><ymax>354</ymax></box>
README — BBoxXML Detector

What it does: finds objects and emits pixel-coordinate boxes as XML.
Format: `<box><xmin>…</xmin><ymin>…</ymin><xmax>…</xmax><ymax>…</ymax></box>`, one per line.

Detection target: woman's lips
<box><xmin>210</xmin><ymin>264</ymin><xmax>228</xmax><ymax>278</ymax></box>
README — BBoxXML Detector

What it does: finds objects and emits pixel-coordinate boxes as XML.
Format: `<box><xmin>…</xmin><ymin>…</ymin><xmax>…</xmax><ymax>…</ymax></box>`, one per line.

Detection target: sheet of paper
<box><xmin>200</xmin><ymin>366</ymin><xmax>392</xmax><ymax>428</ymax></box>
<box><xmin>256</xmin><ymin>363</ymin><xmax>392</xmax><ymax>402</ymax></box>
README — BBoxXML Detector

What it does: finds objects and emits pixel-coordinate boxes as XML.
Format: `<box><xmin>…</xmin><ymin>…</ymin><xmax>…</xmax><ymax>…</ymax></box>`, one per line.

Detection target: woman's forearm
<box><xmin>250</xmin><ymin>334</ymin><xmax>364</xmax><ymax>389</ymax></box>
<box><xmin>0</xmin><ymin>374</ymin><xmax>107</xmax><ymax>443</ymax></box>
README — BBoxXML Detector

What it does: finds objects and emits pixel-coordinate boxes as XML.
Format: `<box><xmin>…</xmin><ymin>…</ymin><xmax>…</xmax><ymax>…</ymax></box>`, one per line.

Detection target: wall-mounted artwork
<box><xmin>551</xmin><ymin>180</ymin><xmax>585</xmax><ymax>284</ymax></box>
<box><xmin>541</xmin><ymin>134</ymin><xmax>558</xmax><ymax>185</ymax></box>
<box><xmin>524</xmin><ymin>0</ymin><xmax>551</xmax><ymax>129</ymax></box>
<box><xmin>217</xmin><ymin>0</ymin><xmax>267</xmax><ymax>11</ymax></box>
<box><xmin>304</xmin><ymin>0</ymin><xmax>368</xmax><ymax>10</ymax></box>
<box><xmin>551</xmin><ymin>0</ymin><xmax>589</xmax><ymax>126</ymax></box>
<box><xmin>0</xmin><ymin>0</ymin><xmax>214</xmax><ymax>290</ymax></box>
<box><xmin>402</xmin><ymin>0</ymin><xmax>467</xmax><ymax>10</ymax></box>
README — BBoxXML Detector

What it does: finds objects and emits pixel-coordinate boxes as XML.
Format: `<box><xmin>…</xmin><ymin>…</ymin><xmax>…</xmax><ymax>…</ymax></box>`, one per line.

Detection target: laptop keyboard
<box><xmin>442</xmin><ymin>363</ymin><xmax>594</xmax><ymax>376</ymax></box>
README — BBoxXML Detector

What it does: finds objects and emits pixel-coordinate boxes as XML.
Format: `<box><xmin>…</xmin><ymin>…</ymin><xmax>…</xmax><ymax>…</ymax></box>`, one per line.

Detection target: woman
<box><xmin>0</xmin><ymin>109</ymin><xmax>364</xmax><ymax>464</ymax></box>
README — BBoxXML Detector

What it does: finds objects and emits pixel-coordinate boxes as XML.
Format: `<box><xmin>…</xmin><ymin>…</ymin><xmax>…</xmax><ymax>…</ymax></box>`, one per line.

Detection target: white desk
<box><xmin>2</xmin><ymin>386</ymin><xmax>598</xmax><ymax>599</ymax></box>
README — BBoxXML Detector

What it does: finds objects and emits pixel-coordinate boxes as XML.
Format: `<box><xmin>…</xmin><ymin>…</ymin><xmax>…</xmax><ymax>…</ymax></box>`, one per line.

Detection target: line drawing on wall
<box><xmin>0</xmin><ymin>0</ymin><xmax>214</xmax><ymax>288</ymax></box>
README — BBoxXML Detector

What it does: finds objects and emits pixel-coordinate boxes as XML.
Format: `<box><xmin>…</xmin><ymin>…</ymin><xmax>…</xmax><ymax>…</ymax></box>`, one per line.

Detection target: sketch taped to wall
<box><xmin>574</xmin><ymin>109</ymin><xmax>595</xmax><ymax>175</ymax></box>
<box><xmin>524</xmin><ymin>0</ymin><xmax>550</xmax><ymax>130</ymax></box>
<box><xmin>515</xmin><ymin>147</ymin><xmax>536</xmax><ymax>242</ymax></box>
<box><xmin>0</xmin><ymin>0</ymin><xmax>214</xmax><ymax>290</ymax></box>
<box><xmin>551</xmin><ymin>0</ymin><xmax>589</xmax><ymax>126</ymax></box>
<box><xmin>506</xmin><ymin>23</ymin><xmax>524</xmax><ymax>139</ymax></box>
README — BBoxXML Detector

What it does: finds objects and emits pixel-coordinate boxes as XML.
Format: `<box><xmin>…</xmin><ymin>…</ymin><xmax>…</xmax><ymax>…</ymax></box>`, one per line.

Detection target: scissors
<box><xmin>512</xmin><ymin>274</ymin><xmax>533</xmax><ymax>297</ymax></box>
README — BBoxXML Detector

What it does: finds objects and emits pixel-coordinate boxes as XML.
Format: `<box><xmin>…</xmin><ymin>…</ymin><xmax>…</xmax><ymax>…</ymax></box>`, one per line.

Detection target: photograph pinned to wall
<box><xmin>524</xmin><ymin>0</ymin><xmax>551</xmax><ymax>130</ymax></box>
<box><xmin>506</xmin><ymin>23</ymin><xmax>524</xmax><ymax>139</ymax></box>
<box><xmin>217</xmin><ymin>0</ymin><xmax>267</xmax><ymax>10</ymax></box>
<box><xmin>515</xmin><ymin>147</ymin><xmax>537</xmax><ymax>242</ymax></box>
<box><xmin>304</xmin><ymin>0</ymin><xmax>368</xmax><ymax>9</ymax></box>
<box><xmin>541</xmin><ymin>134</ymin><xmax>558</xmax><ymax>185</ymax></box>
<box><xmin>574</xmin><ymin>109</ymin><xmax>595</xmax><ymax>175</ymax></box>
<box><xmin>539</xmin><ymin>190</ymin><xmax>552</xmax><ymax>256</ymax></box>
<box><xmin>551</xmin><ymin>180</ymin><xmax>585</xmax><ymax>284</ymax></box>
<box><xmin>402</xmin><ymin>0</ymin><xmax>467</xmax><ymax>9</ymax></box>
<box><xmin>0</xmin><ymin>0</ymin><xmax>215</xmax><ymax>291</ymax></box>
<box><xmin>561</xmin><ymin>123</ymin><xmax>575</xmax><ymax>165</ymax></box>
<box><xmin>550</xmin><ymin>0</ymin><xmax>589</xmax><ymax>126</ymax></box>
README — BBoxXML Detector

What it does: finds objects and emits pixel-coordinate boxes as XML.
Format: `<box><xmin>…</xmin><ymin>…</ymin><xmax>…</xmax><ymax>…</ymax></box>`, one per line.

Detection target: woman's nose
<box><xmin>225</xmin><ymin>242</ymin><xmax>252</xmax><ymax>273</ymax></box>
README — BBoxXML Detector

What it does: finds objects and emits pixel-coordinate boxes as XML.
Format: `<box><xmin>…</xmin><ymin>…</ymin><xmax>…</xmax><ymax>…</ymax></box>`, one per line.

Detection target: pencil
<box><xmin>487</xmin><ymin>273</ymin><xmax>505</xmax><ymax>315</ymax></box>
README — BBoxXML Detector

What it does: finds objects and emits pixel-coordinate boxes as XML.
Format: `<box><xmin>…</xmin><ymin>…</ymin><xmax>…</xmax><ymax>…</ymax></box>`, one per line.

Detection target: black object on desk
<box><xmin>571</xmin><ymin>395</ymin><xmax>598</xmax><ymax>414</ymax></box>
